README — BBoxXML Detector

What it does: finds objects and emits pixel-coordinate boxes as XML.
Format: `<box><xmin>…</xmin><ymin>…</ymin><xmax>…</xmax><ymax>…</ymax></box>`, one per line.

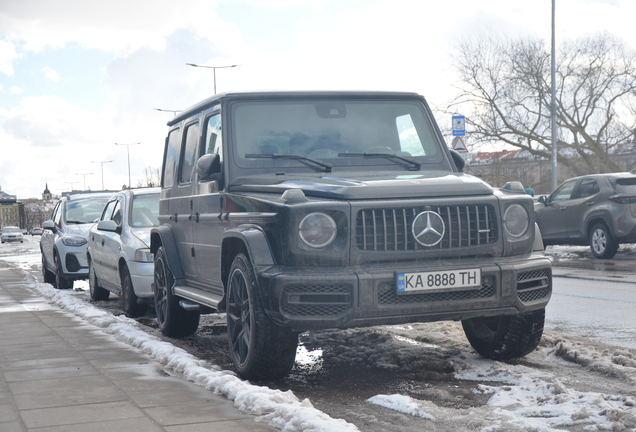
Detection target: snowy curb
<box><xmin>22</xmin><ymin>273</ymin><xmax>358</xmax><ymax>432</ymax></box>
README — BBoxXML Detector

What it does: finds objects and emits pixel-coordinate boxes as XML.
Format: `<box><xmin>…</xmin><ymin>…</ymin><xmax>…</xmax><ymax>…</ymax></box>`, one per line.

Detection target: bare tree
<box><xmin>135</xmin><ymin>167</ymin><xmax>162</xmax><ymax>188</ymax></box>
<box><xmin>446</xmin><ymin>31</ymin><xmax>636</xmax><ymax>175</ymax></box>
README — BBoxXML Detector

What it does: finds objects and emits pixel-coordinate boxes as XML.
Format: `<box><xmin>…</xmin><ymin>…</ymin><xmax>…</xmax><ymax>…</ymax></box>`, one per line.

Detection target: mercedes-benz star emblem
<box><xmin>412</xmin><ymin>211</ymin><xmax>445</xmax><ymax>247</ymax></box>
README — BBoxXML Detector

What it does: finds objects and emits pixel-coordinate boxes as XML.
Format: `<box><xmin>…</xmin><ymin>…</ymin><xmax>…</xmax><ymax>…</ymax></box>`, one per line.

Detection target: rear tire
<box><xmin>227</xmin><ymin>253</ymin><xmax>298</xmax><ymax>380</ymax></box>
<box><xmin>462</xmin><ymin>308</ymin><xmax>545</xmax><ymax>360</ymax></box>
<box><xmin>88</xmin><ymin>260</ymin><xmax>110</xmax><ymax>300</ymax></box>
<box><xmin>589</xmin><ymin>222</ymin><xmax>618</xmax><ymax>259</ymax></box>
<box><xmin>121</xmin><ymin>265</ymin><xmax>146</xmax><ymax>318</ymax></box>
<box><xmin>153</xmin><ymin>246</ymin><xmax>200</xmax><ymax>337</ymax></box>
<box><xmin>54</xmin><ymin>253</ymin><xmax>72</xmax><ymax>290</ymax></box>
<box><xmin>42</xmin><ymin>253</ymin><xmax>55</xmax><ymax>284</ymax></box>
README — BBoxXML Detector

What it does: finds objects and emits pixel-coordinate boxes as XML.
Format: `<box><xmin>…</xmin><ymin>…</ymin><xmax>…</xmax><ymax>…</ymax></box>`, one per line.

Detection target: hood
<box><xmin>66</xmin><ymin>223</ymin><xmax>94</xmax><ymax>238</ymax></box>
<box><xmin>131</xmin><ymin>228</ymin><xmax>151</xmax><ymax>247</ymax></box>
<box><xmin>229</xmin><ymin>170</ymin><xmax>493</xmax><ymax>200</ymax></box>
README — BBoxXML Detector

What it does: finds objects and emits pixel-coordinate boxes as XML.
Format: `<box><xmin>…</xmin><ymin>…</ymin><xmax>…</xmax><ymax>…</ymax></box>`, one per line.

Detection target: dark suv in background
<box><xmin>151</xmin><ymin>90</ymin><xmax>552</xmax><ymax>380</ymax></box>
<box><xmin>535</xmin><ymin>173</ymin><xmax>636</xmax><ymax>258</ymax></box>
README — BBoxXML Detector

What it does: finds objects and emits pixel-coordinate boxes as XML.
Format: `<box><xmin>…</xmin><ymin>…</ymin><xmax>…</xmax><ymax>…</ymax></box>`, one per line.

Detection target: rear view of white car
<box><xmin>40</xmin><ymin>193</ymin><xmax>112</xmax><ymax>289</ymax></box>
<box><xmin>87</xmin><ymin>188</ymin><xmax>160</xmax><ymax>317</ymax></box>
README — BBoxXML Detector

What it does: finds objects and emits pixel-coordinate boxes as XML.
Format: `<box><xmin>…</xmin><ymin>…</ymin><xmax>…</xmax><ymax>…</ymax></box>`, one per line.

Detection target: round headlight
<box><xmin>503</xmin><ymin>204</ymin><xmax>529</xmax><ymax>238</ymax></box>
<box><xmin>299</xmin><ymin>213</ymin><xmax>337</xmax><ymax>248</ymax></box>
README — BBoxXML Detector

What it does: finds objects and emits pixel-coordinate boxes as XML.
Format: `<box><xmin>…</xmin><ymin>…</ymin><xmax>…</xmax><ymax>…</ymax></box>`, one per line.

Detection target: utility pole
<box><xmin>550</xmin><ymin>0</ymin><xmax>558</xmax><ymax>191</ymax></box>
<box><xmin>75</xmin><ymin>172</ymin><xmax>93</xmax><ymax>190</ymax></box>
<box><xmin>91</xmin><ymin>160</ymin><xmax>113</xmax><ymax>191</ymax></box>
<box><xmin>114</xmin><ymin>143</ymin><xmax>141</xmax><ymax>188</ymax></box>
<box><xmin>186</xmin><ymin>63</ymin><xmax>240</xmax><ymax>94</ymax></box>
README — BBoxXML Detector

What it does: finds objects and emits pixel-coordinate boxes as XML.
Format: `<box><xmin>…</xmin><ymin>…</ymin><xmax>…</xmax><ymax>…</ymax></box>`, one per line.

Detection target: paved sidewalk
<box><xmin>0</xmin><ymin>264</ymin><xmax>276</xmax><ymax>432</ymax></box>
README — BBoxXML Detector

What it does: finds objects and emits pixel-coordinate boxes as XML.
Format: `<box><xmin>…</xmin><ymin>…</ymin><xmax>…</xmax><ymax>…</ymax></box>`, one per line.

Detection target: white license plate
<box><xmin>396</xmin><ymin>268</ymin><xmax>481</xmax><ymax>293</ymax></box>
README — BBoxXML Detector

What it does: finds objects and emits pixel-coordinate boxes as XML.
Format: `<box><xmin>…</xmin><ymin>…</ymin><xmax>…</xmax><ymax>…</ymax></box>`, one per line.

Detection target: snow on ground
<box><xmin>3</xmin><ymin>241</ymin><xmax>636</xmax><ymax>431</ymax></box>
<box><xmin>22</xmin><ymin>274</ymin><xmax>358</xmax><ymax>431</ymax></box>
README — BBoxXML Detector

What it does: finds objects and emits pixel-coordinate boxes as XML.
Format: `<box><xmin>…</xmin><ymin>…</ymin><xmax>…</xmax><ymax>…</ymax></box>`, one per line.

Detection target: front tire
<box><xmin>589</xmin><ymin>222</ymin><xmax>618</xmax><ymax>259</ymax></box>
<box><xmin>54</xmin><ymin>253</ymin><xmax>72</xmax><ymax>290</ymax></box>
<box><xmin>89</xmin><ymin>260</ymin><xmax>110</xmax><ymax>300</ymax></box>
<box><xmin>121</xmin><ymin>265</ymin><xmax>146</xmax><ymax>318</ymax></box>
<box><xmin>42</xmin><ymin>253</ymin><xmax>55</xmax><ymax>284</ymax></box>
<box><xmin>153</xmin><ymin>246</ymin><xmax>200</xmax><ymax>337</ymax></box>
<box><xmin>462</xmin><ymin>308</ymin><xmax>545</xmax><ymax>360</ymax></box>
<box><xmin>227</xmin><ymin>253</ymin><xmax>298</xmax><ymax>380</ymax></box>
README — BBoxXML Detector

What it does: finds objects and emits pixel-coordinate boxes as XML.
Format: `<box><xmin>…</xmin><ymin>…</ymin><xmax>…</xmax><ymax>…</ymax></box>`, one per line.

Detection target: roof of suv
<box><xmin>167</xmin><ymin>90</ymin><xmax>425</xmax><ymax>127</ymax></box>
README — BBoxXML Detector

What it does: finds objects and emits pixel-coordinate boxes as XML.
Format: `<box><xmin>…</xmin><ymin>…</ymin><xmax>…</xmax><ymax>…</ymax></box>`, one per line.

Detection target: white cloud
<box><xmin>0</xmin><ymin>0</ymin><xmax>244</xmax><ymax>57</ymax></box>
<box><xmin>0</xmin><ymin>39</ymin><xmax>19</xmax><ymax>76</ymax></box>
<box><xmin>41</xmin><ymin>66</ymin><xmax>59</xmax><ymax>82</ymax></box>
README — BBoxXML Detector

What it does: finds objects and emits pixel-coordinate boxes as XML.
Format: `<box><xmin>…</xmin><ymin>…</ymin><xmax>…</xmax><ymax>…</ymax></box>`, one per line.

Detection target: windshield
<box><xmin>130</xmin><ymin>193</ymin><xmax>160</xmax><ymax>227</ymax></box>
<box><xmin>3</xmin><ymin>227</ymin><xmax>20</xmax><ymax>233</ymax></box>
<box><xmin>64</xmin><ymin>196</ymin><xmax>110</xmax><ymax>224</ymax></box>
<box><xmin>232</xmin><ymin>99</ymin><xmax>443</xmax><ymax>170</ymax></box>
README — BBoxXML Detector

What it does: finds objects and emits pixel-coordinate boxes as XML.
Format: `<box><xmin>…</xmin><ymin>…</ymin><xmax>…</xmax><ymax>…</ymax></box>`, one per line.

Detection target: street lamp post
<box><xmin>550</xmin><ymin>0</ymin><xmax>558</xmax><ymax>191</ymax></box>
<box><xmin>91</xmin><ymin>160</ymin><xmax>113</xmax><ymax>191</ymax></box>
<box><xmin>75</xmin><ymin>172</ymin><xmax>93</xmax><ymax>191</ymax></box>
<box><xmin>186</xmin><ymin>63</ymin><xmax>240</xmax><ymax>94</ymax></box>
<box><xmin>65</xmin><ymin>181</ymin><xmax>78</xmax><ymax>192</ymax></box>
<box><xmin>154</xmin><ymin>108</ymin><xmax>182</xmax><ymax>116</ymax></box>
<box><xmin>114</xmin><ymin>143</ymin><xmax>141</xmax><ymax>189</ymax></box>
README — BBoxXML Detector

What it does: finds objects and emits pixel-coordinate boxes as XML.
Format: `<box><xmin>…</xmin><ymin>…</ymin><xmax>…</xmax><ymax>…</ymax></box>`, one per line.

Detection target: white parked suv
<box><xmin>40</xmin><ymin>193</ymin><xmax>112</xmax><ymax>289</ymax></box>
<box><xmin>87</xmin><ymin>188</ymin><xmax>160</xmax><ymax>317</ymax></box>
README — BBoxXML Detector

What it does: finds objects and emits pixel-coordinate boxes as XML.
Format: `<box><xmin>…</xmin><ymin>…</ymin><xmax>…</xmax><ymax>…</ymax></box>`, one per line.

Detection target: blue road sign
<box><xmin>452</xmin><ymin>115</ymin><xmax>466</xmax><ymax>136</ymax></box>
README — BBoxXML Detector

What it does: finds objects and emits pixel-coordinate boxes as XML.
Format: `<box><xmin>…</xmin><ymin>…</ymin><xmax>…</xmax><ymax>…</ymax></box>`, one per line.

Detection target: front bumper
<box><xmin>127</xmin><ymin>261</ymin><xmax>154</xmax><ymax>298</ymax></box>
<box><xmin>2</xmin><ymin>236</ymin><xmax>23</xmax><ymax>242</ymax></box>
<box><xmin>59</xmin><ymin>246</ymin><xmax>89</xmax><ymax>280</ymax></box>
<box><xmin>257</xmin><ymin>253</ymin><xmax>552</xmax><ymax>332</ymax></box>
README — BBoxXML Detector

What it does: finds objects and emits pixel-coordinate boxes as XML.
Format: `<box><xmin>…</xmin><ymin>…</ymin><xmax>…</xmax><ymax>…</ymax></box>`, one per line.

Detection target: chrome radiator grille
<box><xmin>356</xmin><ymin>205</ymin><xmax>497</xmax><ymax>251</ymax></box>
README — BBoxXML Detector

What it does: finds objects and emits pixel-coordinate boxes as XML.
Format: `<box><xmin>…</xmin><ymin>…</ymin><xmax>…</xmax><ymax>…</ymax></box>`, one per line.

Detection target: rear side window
<box><xmin>575</xmin><ymin>178</ymin><xmax>599</xmax><ymax>198</ymax></box>
<box><xmin>163</xmin><ymin>128</ymin><xmax>181</xmax><ymax>188</ymax></box>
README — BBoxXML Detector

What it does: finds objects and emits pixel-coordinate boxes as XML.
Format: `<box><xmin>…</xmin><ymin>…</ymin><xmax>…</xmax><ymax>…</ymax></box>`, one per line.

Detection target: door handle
<box><xmin>586</xmin><ymin>201</ymin><xmax>595</xmax><ymax>206</ymax></box>
<box><xmin>559</xmin><ymin>207</ymin><xmax>567</xmax><ymax>211</ymax></box>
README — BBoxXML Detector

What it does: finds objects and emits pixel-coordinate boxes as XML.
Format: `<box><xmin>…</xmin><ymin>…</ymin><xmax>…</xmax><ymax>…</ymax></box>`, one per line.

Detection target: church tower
<box><xmin>43</xmin><ymin>183</ymin><xmax>52</xmax><ymax>201</ymax></box>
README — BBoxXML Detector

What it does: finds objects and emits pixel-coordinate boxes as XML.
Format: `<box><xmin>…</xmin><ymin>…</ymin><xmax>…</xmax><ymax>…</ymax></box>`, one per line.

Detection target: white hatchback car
<box><xmin>87</xmin><ymin>188</ymin><xmax>160</xmax><ymax>317</ymax></box>
<box><xmin>40</xmin><ymin>193</ymin><xmax>112</xmax><ymax>289</ymax></box>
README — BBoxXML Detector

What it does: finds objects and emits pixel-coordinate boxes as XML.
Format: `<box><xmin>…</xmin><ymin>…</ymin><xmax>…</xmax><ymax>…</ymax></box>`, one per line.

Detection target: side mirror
<box><xmin>42</xmin><ymin>220</ymin><xmax>57</xmax><ymax>232</ymax></box>
<box><xmin>449</xmin><ymin>149</ymin><xmax>465</xmax><ymax>172</ymax></box>
<box><xmin>97</xmin><ymin>220</ymin><xmax>120</xmax><ymax>234</ymax></box>
<box><xmin>538</xmin><ymin>196</ymin><xmax>548</xmax><ymax>205</ymax></box>
<box><xmin>196</xmin><ymin>153</ymin><xmax>222</xmax><ymax>181</ymax></box>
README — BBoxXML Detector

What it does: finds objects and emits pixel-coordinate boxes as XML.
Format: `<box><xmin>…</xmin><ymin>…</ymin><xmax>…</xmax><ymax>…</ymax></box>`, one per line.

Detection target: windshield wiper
<box><xmin>245</xmin><ymin>153</ymin><xmax>332</xmax><ymax>173</ymax></box>
<box><xmin>338</xmin><ymin>152</ymin><xmax>421</xmax><ymax>171</ymax></box>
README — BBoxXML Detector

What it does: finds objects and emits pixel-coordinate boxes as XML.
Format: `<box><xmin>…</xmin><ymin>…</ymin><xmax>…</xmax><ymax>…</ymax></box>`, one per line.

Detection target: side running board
<box><xmin>173</xmin><ymin>285</ymin><xmax>221</xmax><ymax>311</ymax></box>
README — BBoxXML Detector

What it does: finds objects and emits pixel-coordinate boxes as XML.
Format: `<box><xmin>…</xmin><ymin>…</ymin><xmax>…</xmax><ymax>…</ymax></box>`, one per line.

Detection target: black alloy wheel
<box><xmin>54</xmin><ymin>253</ymin><xmax>71</xmax><ymax>290</ymax></box>
<box><xmin>153</xmin><ymin>246</ymin><xmax>199</xmax><ymax>337</ymax></box>
<box><xmin>227</xmin><ymin>253</ymin><xmax>298</xmax><ymax>380</ymax></box>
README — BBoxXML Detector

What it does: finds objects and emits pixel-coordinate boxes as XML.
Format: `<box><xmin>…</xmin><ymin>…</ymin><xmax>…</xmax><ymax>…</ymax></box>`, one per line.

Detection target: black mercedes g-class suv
<box><xmin>151</xmin><ymin>91</ymin><xmax>552</xmax><ymax>380</ymax></box>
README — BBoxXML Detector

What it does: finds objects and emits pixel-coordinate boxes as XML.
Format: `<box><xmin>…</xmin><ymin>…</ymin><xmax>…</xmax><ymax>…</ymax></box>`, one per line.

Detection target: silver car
<box><xmin>87</xmin><ymin>188</ymin><xmax>160</xmax><ymax>317</ymax></box>
<box><xmin>40</xmin><ymin>193</ymin><xmax>112</xmax><ymax>288</ymax></box>
<box><xmin>1</xmin><ymin>226</ymin><xmax>23</xmax><ymax>243</ymax></box>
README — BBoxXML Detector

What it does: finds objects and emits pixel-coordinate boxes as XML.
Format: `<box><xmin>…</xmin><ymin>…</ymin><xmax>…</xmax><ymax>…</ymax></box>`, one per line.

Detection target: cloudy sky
<box><xmin>1</xmin><ymin>0</ymin><xmax>635</xmax><ymax>199</ymax></box>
